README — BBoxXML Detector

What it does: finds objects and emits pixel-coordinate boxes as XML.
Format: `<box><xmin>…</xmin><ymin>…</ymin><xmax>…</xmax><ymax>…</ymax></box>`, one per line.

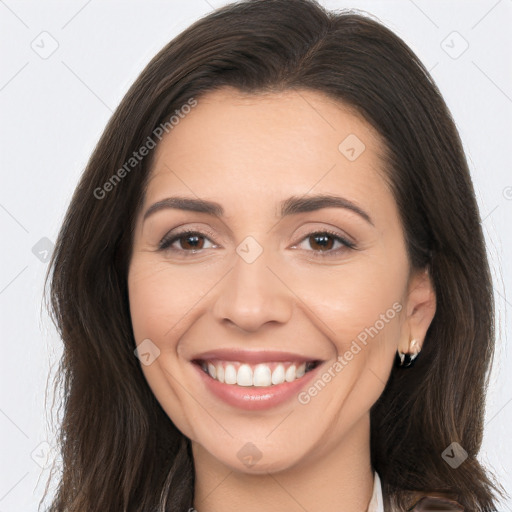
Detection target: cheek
<box><xmin>127</xmin><ymin>258</ymin><xmax>209</xmax><ymax>436</ymax></box>
<box><xmin>289</xmin><ymin>257</ymin><xmax>406</xmax><ymax>341</ymax></box>
<box><xmin>128</xmin><ymin>264</ymin><xmax>167</xmax><ymax>344</ymax></box>
<box><xmin>128</xmin><ymin>258</ymin><xmax>211</xmax><ymax>344</ymax></box>
<box><xmin>287</xmin><ymin>260</ymin><xmax>406</xmax><ymax>419</ymax></box>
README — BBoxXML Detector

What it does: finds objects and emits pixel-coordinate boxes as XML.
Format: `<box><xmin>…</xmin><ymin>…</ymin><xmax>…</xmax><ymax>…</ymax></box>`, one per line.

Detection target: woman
<box><xmin>44</xmin><ymin>0</ymin><xmax>505</xmax><ymax>510</ymax></box>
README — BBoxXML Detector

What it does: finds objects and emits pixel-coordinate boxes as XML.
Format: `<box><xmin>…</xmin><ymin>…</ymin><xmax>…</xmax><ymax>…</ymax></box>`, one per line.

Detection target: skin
<box><xmin>127</xmin><ymin>87</ymin><xmax>436</xmax><ymax>512</ymax></box>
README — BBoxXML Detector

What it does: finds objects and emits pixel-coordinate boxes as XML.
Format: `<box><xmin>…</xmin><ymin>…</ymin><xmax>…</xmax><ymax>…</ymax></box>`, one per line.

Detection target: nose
<box><xmin>212</xmin><ymin>245</ymin><xmax>293</xmax><ymax>333</ymax></box>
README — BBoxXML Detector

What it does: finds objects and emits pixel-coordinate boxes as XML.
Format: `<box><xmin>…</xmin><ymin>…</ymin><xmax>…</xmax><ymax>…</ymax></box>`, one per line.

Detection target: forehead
<box><xmin>144</xmin><ymin>87</ymin><xmax>390</xmax><ymax>216</ymax></box>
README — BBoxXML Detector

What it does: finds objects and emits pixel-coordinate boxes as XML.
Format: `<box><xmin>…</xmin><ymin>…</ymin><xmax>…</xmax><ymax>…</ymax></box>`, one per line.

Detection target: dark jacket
<box><xmin>407</xmin><ymin>495</ymin><xmax>464</xmax><ymax>511</ymax></box>
<box><xmin>384</xmin><ymin>491</ymin><xmax>465</xmax><ymax>511</ymax></box>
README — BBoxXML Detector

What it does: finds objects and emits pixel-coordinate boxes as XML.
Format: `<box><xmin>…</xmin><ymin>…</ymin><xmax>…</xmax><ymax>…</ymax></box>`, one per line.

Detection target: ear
<box><xmin>399</xmin><ymin>267</ymin><xmax>436</xmax><ymax>354</ymax></box>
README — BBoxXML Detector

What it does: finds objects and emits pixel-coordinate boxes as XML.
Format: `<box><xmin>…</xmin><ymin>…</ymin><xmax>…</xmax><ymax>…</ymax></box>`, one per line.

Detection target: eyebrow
<box><xmin>143</xmin><ymin>194</ymin><xmax>374</xmax><ymax>226</ymax></box>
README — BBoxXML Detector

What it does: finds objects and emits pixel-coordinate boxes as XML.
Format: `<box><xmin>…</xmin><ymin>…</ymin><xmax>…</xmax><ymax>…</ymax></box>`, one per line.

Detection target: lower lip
<box><xmin>191</xmin><ymin>362</ymin><xmax>323</xmax><ymax>411</ymax></box>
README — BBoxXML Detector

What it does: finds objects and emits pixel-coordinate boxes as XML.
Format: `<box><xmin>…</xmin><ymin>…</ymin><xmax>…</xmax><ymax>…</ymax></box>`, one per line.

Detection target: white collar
<box><xmin>367</xmin><ymin>471</ymin><xmax>384</xmax><ymax>512</ymax></box>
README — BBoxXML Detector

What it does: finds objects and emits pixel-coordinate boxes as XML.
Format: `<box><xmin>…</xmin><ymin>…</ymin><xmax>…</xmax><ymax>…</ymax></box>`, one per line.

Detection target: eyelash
<box><xmin>158</xmin><ymin>228</ymin><xmax>357</xmax><ymax>258</ymax></box>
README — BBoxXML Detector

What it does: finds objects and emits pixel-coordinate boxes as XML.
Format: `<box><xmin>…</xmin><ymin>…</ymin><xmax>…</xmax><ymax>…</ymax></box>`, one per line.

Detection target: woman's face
<box><xmin>128</xmin><ymin>87</ymin><xmax>435</xmax><ymax>473</ymax></box>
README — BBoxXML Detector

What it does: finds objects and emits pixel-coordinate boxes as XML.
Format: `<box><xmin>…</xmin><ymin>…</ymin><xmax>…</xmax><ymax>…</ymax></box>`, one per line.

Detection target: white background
<box><xmin>0</xmin><ymin>1</ymin><xmax>511</xmax><ymax>510</ymax></box>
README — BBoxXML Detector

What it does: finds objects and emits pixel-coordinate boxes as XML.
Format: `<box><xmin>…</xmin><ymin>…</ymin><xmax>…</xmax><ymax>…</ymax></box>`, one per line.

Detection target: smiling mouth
<box><xmin>193</xmin><ymin>359</ymin><xmax>321</xmax><ymax>387</ymax></box>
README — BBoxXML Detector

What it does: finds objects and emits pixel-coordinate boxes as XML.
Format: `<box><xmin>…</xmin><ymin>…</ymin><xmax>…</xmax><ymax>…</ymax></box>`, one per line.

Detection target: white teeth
<box><xmin>285</xmin><ymin>364</ymin><xmax>296</xmax><ymax>382</ymax></box>
<box><xmin>203</xmin><ymin>360</ymin><xmax>316</xmax><ymax>387</ymax></box>
<box><xmin>207</xmin><ymin>363</ymin><xmax>216</xmax><ymax>379</ymax></box>
<box><xmin>216</xmin><ymin>364</ymin><xmax>225</xmax><ymax>383</ymax></box>
<box><xmin>271</xmin><ymin>364</ymin><xmax>285</xmax><ymax>385</ymax></box>
<box><xmin>253</xmin><ymin>364</ymin><xmax>272</xmax><ymax>387</ymax></box>
<box><xmin>224</xmin><ymin>364</ymin><xmax>237</xmax><ymax>384</ymax></box>
<box><xmin>296</xmin><ymin>362</ymin><xmax>306</xmax><ymax>378</ymax></box>
<box><xmin>237</xmin><ymin>364</ymin><xmax>253</xmax><ymax>386</ymax></box>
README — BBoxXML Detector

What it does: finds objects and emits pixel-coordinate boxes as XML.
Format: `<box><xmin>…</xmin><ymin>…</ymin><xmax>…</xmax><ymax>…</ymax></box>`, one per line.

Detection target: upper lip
<box><xmin>191</xmin><ymin>349</ymin><xmax>322</xmax><ymax>365</ymax></box>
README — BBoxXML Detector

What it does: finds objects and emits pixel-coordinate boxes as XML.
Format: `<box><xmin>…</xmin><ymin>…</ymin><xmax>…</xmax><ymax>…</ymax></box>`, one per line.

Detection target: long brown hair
<box><xmin>44</xmin><ymin>0</ymin><xmax>505</xmax><ymax>510</ymax></box>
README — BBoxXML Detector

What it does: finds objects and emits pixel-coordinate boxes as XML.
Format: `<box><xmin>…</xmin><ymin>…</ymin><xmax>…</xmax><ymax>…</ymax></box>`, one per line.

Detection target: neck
<box><xmin>192</xmin><ymin>414</ymin><xmax>375</xmax><ymax>512</ymax></box>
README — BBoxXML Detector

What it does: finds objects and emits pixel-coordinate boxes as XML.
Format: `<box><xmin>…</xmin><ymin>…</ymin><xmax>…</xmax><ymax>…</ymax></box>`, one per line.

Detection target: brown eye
<box><xmin>293</xmin><ymin>230</ymin><xmax>356</xmax><ymax>257</ymax></box>
<box><xmin>308</xmin><ymin>233</ymin><xmax>336</xmax><ymax>251</ymax></box>
<box><xmin>159</xmin><ymin>230</ymin><xmax>216</xmax><ymax>252</ymax></box>
<box><xmin>176</xmin><ymin>233</ymin><xmax>205</xmax><ymax>250</ymax></box>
